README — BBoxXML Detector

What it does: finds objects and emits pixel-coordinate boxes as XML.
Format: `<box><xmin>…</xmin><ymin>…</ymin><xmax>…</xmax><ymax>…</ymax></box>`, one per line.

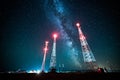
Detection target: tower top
<box><xmin>45</xmin><ymin>41</ymin><xmax>49</xmax><ymax>44</ymax></box>
<box><xmin>53</xmin><ymin>33</ymin><xmax>58</xmax><ymax>39</ymax></box>
<box><xmin>76</xmin><ymin>23</ymin><xmax>80</xmax><ymax>27</ymax></box>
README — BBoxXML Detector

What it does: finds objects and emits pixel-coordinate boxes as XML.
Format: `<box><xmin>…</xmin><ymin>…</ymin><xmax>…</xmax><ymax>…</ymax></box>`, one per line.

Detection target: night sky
<box><xmin>0</xmin><ymin>0</ymin><xmax>120</xmax><ymax>71</ymax></box>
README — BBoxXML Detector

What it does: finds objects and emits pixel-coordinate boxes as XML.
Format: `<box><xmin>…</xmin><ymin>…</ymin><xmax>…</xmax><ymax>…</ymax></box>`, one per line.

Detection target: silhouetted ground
<box><xmin>0</xmin><ymin>72</ymin><xmax>120</xmax><ymax>80</ymax></box>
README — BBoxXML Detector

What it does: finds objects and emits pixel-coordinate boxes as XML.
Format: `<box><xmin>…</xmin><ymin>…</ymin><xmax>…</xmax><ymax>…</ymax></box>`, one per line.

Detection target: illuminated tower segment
<box><xmin>41</xmin><ymin>41</ymin><xmax>49</xmax><ymax>72</ymax></box>
<box><xmin>50</xmin><ymin>33</ymin><xmax>58</xmax><ymax>71</ymax></box>
<box><xmin>76</xmin><ymin>23</ymin><xmax>96</xmax><ymax>69</ymax></box>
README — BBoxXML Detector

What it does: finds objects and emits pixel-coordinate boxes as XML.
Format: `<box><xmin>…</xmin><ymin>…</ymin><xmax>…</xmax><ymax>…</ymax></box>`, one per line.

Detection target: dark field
<box><xmin>0</xmin><ymin>72</ymin><xmax>120</xmax><ymax>80</ymax></box>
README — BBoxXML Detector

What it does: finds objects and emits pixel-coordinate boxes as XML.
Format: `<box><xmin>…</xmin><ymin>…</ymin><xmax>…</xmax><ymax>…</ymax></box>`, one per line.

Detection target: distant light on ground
<box><xmin>27</xmin><ymin>70</ymin><xmax>40</xmax><ymax>74</ymax></box>
<box><xmin>27</xmin><ymin>69</ymin><xmax>48</xmax><ymax>74</ymax></box>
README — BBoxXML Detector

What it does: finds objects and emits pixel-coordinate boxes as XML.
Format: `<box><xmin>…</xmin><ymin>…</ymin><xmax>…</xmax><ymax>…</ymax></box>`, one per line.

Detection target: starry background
<box><xmin>0</xmin><ymin>0</ymin><xmax>120</xmax><ymax>71</ymax></box>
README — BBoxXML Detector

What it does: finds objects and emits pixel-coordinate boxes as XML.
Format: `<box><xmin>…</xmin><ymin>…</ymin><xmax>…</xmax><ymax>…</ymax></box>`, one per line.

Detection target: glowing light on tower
<box><xmin>53</xmin><ymin>34</ymin><xmax>58</xmax><ymax>39</ymax></box>
<box><xmin>41</xmin><ymin>41</ymin><xmax>49</xmax><ymax>72</ymax></box>
<box><xmin>76</xmin><ymin>22</ymin><xmax>97</xmax><ymax>69</ymax></box>
<box><xmin>49</xmin><ymin>33</ymin><xmax>58</xmax><ymax>72</ymax></box>
<box><xmin>76</xmin><ymin>23</ymin><xmax>80</xmax><ymax>27</ymax></box>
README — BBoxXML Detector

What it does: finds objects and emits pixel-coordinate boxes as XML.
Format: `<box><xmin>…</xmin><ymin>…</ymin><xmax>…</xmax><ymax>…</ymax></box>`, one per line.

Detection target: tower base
<box><xmin>84</xmin><ymin>62</ymin><xmax>98</xmax><ymax>70</ymax></box>
<box><xmin>49</xmin><ymin>68</ymin><xmax>57</xmax><ymax>73</ymax></box>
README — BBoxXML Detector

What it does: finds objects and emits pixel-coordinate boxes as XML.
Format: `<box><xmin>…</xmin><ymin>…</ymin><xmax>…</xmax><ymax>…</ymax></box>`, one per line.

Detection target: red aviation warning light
<box><xmin>45</xmin><ymin>41</ymin><xmax>49</xmax><ymax>44</ymax></box>
<box><xmin>44</xmin><ymin>48</ymin><xmax>48</xmax><ymax>52</ymax></box>
<box><xmin>76</xmin><ymin>23</ymin><xmax>80</xmax><ymax>27</ymax></box>
<box><xmin>52</xmin><ymin>33</ymin><xmax>58</xmax><ymax>41</ymax></box>
<box><xmin>45</xmin><ymin>41</ymin><xmax>49</xmax><ymax>49</ymax></box>
<box><xmin>53</xmin><ymin>33</ymin><xmax>58</xmax><ymax>39</ymax></box>
<box><xmin>80</xmin><ymin>35</ymin><xmax>86</xmax><ymax>40</ymax></box>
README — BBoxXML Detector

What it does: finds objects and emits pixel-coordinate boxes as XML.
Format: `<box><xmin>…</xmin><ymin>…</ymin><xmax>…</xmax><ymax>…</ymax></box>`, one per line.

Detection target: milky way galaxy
<box><xmin>44</xmin><ymin>0</ymin><xmax>82</xmax><ymax>69</ymax></box>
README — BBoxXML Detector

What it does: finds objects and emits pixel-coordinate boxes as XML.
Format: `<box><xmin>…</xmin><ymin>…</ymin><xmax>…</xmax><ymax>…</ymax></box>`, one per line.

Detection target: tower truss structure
<box><xmin>76</xmin><ymin>23</ymin><xmax>97</xmax><ymax>69</ymax></box>
<box><xmin>49</xmin><ymin>33</ymin><xmax>58</xmax><ymax>72</ymax></box>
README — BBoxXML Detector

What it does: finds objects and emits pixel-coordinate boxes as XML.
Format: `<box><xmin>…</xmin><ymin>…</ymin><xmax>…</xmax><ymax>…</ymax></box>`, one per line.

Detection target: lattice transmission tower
<box><xmin>49</xmin><ymin>33</ymin><xmax>58</xmax><ymax>72</ymax></box>
<box><xmin>76</xmin><ymin>23</ymin><xmax>98</xmax><ymax>69</ymax></box>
